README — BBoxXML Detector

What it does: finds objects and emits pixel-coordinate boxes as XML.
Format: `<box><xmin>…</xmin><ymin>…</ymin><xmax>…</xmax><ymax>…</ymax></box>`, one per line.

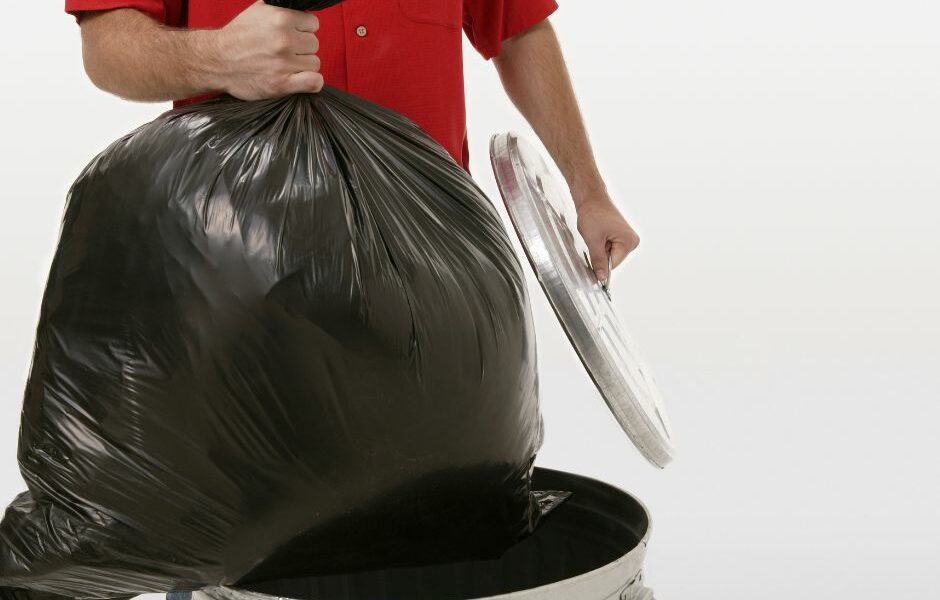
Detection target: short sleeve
<box><xmin>463</xmin><ymin>0</ymin><xmax>559</xmax><ymax>60</ymax></box>
<box><xmin>65</xmin><ymin>0</ymin><xmax>184</xmax><ymax>26</ymax></box>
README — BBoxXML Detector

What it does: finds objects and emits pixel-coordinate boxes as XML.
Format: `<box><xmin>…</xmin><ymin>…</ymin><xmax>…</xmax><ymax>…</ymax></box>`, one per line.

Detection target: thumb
<box><xmin>588</xmin><ymin>236</ymin><xmax>612</xmax><ymax>284</ymax></box>
<box><xmin>609</xmin><ymin>240</ymin><xmax>630</xmax><ymax>271</ymax></box>
<box><xmin>283</xmin><ymin>71</ymin><xmax>324</xmax><ymax>95</ymax></box>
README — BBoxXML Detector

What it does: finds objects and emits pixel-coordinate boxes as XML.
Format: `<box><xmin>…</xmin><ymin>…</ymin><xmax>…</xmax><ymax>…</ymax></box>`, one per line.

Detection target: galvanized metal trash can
<box><xmin>169</xmin><ymin>133</ymin><xmax>673</xmax><ymax>600</ymax></box>
<box><xmin>189</xmin><ymin>468</ymin><xmax>654</xmax><ymax>600</ymax></box>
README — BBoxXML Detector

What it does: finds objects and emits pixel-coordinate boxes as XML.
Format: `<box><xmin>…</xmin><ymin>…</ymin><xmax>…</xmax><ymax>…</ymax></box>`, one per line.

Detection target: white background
<box><xmin>1</xmin><ymin>1</ymin><xmax>939</xmax><ymax>599</ymax></box>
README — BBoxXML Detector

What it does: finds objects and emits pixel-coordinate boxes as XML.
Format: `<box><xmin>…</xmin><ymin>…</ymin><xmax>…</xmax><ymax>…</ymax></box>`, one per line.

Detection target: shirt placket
<box><xmin>342</xmin><ymin>0</ymin><xmax>382</xmax><ymax>98</ymax></box>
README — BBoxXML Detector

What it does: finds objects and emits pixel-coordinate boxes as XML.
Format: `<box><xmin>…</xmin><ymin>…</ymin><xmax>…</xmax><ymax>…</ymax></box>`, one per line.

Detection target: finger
<box><xmin>293</xmin><ymin>12</ymin><xmax>320</xmax><ymax>33</ymax></box>
<box><xmin>282</xmin><ymin>71</ymin><xmax>324</xmax><ymax>95</ymax></box>
<box><xmin>291</xmin><ymin>31</ymin><xmax>319</xmax><ymax>55</ymax></box>
<box><xmin>287</xmin><ymin>53</ymin><xmax>321</xmax><ymax>73</ymax></box>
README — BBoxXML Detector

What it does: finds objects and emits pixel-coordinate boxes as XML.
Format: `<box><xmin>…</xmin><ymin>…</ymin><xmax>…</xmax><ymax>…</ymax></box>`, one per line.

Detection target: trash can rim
<box><xmin>204</xmin><ymin>467</ymin><xmax>653</xmax><ymax>600</ymax></box>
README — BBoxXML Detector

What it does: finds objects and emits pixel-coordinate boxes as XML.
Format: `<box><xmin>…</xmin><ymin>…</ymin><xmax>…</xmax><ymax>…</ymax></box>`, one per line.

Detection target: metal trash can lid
<box><xmin>490</xmin><ymin>133</ymin><xmax>675</xmax><ymax>469</ymax></box>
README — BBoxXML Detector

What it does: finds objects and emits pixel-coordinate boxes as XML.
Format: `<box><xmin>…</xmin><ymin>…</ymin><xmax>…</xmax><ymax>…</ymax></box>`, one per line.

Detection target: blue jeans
<box><xmin>167</xmin><ymin>593</ymin><xmax>193</xmax><ymax>600</ymax></box>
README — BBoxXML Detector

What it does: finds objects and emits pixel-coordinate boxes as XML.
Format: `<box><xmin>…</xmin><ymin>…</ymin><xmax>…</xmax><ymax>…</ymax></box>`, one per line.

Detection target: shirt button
<box><xmin>355</xmin><ymin>25</ymin><xmax>368</xmax><ymax>37</ymax></box>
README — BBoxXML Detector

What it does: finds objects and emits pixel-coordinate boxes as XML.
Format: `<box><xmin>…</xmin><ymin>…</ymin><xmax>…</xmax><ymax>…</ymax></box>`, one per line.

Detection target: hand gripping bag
<box><xmin>0</xmin><ymin>2</ymin><xmax>546</xmax><ymax>598</ymax></box>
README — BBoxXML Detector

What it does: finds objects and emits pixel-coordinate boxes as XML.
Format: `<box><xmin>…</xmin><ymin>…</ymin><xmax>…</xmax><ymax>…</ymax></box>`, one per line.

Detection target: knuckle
<box><xmin>272</xmin><ymin>56</ymin><xmax>291</xmax><ymax>75</ymax></box>
<box><xmin>269</xmin><ymin>76</ymin><xmax>290</xmax><ymax>95</ymax></box>
<box><xmin>278</xmin><ymin>31</ymin><xmax>294</xmax><ymax>51</ymax></box>
<box><xmin>271</xmin><ymin>10</ymin><xmax>291</xmax><ymax>28</ymax></box>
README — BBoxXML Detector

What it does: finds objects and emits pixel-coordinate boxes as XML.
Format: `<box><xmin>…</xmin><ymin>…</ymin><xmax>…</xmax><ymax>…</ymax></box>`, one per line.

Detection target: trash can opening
<box><xmin>214</xmin><ymin>468</ymin><xmax>649</xmax><ymax>600</ymax></box>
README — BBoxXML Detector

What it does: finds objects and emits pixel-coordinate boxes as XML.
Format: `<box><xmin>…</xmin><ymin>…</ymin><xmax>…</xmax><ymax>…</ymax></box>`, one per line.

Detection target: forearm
<box><xmin>80</xmin><ymin>9</ymin><xmax>223</xmax><ymax>102</ymax></box>
<box><xmin>494</xmin><ymin>20</ymin><xmax>606</xmax><ymax>207</ymax></box>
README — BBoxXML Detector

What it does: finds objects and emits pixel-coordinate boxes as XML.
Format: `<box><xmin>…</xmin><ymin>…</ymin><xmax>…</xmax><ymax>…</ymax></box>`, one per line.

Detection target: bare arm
<box><xmin>80</xmin><ymin>0</ymin><xmax>324</xmax><ymax>103</ymax></box>
<box><xmin>494</xmin><ymin>20</ymin><xmax>639</xmax><ymax>281</ymax></box>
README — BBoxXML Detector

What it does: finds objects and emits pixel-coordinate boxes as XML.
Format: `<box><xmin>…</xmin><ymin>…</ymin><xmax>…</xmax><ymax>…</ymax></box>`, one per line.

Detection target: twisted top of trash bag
<box><xmin>265</xmin><ymin>0</ymin><xmax>345</xmax><ymax>10</ymax></box>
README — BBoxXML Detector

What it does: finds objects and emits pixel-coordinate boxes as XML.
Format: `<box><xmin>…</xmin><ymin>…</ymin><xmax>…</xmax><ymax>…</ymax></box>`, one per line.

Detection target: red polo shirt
<box><xmin>65</xmin><ymin>0</ymin><xmax>558</xmax><ymax>168</ymax></box>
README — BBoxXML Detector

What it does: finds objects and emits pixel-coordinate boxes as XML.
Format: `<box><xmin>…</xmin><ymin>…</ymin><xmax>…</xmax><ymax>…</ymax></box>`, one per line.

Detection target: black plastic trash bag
<box><xmin>0</xmin><ymin>2</ymin><xmax>546</xmax><ymax>598</ymax></box>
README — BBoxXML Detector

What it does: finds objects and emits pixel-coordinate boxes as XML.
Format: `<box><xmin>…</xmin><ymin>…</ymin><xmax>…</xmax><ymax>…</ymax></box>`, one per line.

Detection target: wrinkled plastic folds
<box><xmin>0</xmin><ymin>27</ymin><xmax>544</xmax><ymax>600</ymax></box>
